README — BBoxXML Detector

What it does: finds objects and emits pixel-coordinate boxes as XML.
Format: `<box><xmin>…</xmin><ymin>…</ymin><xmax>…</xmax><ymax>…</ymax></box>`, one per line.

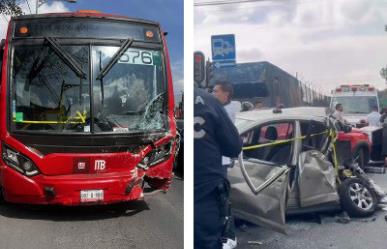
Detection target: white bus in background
<box><xmin>330</xmin><ymin>84</ymin><xmax>380</xmax><ymax>128</ymax></box>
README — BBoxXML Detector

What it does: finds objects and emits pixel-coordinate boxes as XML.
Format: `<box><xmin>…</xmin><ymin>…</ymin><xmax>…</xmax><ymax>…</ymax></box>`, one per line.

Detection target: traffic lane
<box><xmin>0</xmin><ymin>178</ymin><xmax>183</xmax><ymax>249</ymax></box>
<box><xmin>234</xmin><ymin>173</ymin><xmax>387</xmax><ymax>249</ymax></box>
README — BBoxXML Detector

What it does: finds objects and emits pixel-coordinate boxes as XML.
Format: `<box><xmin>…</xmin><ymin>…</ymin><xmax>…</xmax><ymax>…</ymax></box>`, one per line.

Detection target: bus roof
<box><xmin>10</xmin><ymin>11</ymin><xmax>160</xmax><ymax>27</ymax></box>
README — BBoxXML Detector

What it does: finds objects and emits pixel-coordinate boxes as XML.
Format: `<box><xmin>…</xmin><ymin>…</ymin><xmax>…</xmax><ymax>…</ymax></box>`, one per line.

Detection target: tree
<box><xmin>0</xmin><ymin>0</ymin><xmax>23</xmax><ymax>16</ymax></box>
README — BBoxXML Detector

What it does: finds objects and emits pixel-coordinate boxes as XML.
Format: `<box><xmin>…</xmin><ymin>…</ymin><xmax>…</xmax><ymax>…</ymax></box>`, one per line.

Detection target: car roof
<box><xmin>236</xmin><ymin>107</ymin><xmax>327</xmax><ymax>123</ymax></box>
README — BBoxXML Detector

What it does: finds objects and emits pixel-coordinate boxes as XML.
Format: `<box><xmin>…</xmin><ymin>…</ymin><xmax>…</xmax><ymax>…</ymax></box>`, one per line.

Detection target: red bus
<box><xmin>0</xmin><ymin>11</ymin><xmax>177</xmax><ymax>205</ymax></box>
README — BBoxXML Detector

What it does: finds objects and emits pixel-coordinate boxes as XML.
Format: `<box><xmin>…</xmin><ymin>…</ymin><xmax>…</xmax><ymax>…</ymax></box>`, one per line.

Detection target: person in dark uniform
<box><xmin>194</xmin><ymin>87</ymin><xmax>242</xmax><ymax>249</ymax></box>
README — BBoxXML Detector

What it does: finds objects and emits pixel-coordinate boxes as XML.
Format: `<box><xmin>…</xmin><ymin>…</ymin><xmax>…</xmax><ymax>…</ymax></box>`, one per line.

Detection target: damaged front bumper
<box><xmin>0</xmin><ymin>157</ymin><xmax>174</xmax><ymax>206</ymax></box>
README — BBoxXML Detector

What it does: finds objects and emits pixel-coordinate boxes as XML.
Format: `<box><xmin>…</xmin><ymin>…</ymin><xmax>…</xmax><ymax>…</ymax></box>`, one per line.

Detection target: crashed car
<box><xmin>229</xmin><ymin>107</ymin><xmax>378</xmax><ymax>233</ymax></box>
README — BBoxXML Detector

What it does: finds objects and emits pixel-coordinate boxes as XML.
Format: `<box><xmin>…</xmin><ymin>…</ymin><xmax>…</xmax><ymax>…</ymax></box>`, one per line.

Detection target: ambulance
<box><xmin>330</xmin><ymin>84</ymin><xmax>380</xmax><ymax>128</ymax></box>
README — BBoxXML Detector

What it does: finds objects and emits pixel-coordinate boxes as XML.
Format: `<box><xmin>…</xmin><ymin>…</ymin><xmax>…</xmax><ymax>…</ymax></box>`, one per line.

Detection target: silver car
<box><xmin>230</xmin><ymin>107</ymin><xmax>377</xmax><ymax>233</ymax></box>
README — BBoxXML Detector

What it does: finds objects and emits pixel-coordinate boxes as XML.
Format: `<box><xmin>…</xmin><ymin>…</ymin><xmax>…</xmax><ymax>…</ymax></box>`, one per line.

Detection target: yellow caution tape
<box><xmin>13</xmin><ymin>120</ymin><xmax>85</xmax><ymax>124</ymax></box>
<box><xmin>75</xmin><ymin>111</ymin><xmax>87</xmax><ymax>123</ymax></box>
<box><xmin>242</xmin><ymin>130</ymin><xmax>328</xmax><ymax>151</ymax></box>
<box><xmin>242</xmin><ymin>128</ymin><xmax>342</xmax><ymax>183</ymax></box>
<box><xmin>328</xmin><ymin>129</ymin><xmax>341</xmax><ymax>184</ymax></box>
<box><xmin>13</xmin><ymin>110</ymin><xmax>88</xmax><ymax>125</ymax></box>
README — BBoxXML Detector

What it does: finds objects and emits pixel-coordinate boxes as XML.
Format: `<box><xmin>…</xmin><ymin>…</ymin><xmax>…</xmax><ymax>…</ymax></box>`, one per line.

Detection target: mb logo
<box><xmin>94</xmin><ymin>160</ymin><xmax>106</xmax><ymax>171</ymax></box>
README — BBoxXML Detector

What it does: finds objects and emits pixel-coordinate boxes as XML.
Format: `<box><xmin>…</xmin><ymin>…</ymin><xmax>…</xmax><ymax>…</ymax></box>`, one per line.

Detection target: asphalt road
<box><xmin>234</xmin><ymin>172</ymin><xmax>387</xmax><ymax>249</ymax></box>
<box><xmin>0</xmin><ymin>178</ymin><xmax>183</xmax><ymax>249</ymax></box>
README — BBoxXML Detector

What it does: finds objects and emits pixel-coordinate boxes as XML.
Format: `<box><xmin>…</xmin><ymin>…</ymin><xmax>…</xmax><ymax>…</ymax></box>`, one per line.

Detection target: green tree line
<box><xmin>0</xmin><ymin>0</ymin><xmax>23</xmax><ymax>16</ymax></box>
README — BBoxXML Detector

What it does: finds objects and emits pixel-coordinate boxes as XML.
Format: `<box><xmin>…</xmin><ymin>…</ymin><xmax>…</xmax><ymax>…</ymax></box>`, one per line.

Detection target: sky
<box><xmin>0</xmin><ymin>0</ymin><xmax>183</xmax><ymax>98</ymax></box>
<box><xmin>194</xmin><ymin>0</ymin><xmax>387</xmax><ymax>94</ymax></box>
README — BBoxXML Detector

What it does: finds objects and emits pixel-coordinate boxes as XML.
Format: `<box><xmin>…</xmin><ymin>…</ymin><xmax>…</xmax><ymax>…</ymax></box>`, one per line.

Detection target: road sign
<box><xmin>211</xmin><ymin>34</ymin><xmax>236</xmax><ymax>67</ymax></box>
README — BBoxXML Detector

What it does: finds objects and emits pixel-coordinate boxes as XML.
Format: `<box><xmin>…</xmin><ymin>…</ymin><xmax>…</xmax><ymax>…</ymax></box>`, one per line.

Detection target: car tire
<box><xmin>338</xmin><ymin>177</ymin><xmax>376</xmax><ymax>217</ymax></box>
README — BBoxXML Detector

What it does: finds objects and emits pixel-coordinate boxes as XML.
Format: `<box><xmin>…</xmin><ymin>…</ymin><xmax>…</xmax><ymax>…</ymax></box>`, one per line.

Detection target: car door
<box><xmin>297</xmin><ymin>119</ymin><xmax>340</xmax><ymax>207</ymax></box>
<box><xmin>229</xmin><ymin>121</ymin><xmax>296</xmax><ymax>233</ymax></box>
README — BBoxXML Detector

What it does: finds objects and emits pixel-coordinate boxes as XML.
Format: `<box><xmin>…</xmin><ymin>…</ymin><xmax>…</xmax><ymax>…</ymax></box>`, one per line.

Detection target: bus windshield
<box><xmin>331</xmin><ymin>96</ymin><xmax>378</xmax><ymax>114</ymax></box>
<box><xmin>10</xmin><ymin>41</ymin><xmax>167</xmax><ymax>134</ymax></box>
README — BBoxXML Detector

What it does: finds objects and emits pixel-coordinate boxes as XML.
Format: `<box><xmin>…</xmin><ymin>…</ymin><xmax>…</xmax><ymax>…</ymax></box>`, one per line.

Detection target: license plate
<box><xmin>80</xmin><ymin>190</ymin><xmax>104</xmax><ymax>203</ymax></box>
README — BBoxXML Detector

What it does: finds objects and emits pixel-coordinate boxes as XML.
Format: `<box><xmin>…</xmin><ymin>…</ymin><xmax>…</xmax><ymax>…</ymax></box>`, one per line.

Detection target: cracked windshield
<box><xmin>11</xmin><ymin>43</ymin><xmax>166</xmax><ymax>133</ymax></box>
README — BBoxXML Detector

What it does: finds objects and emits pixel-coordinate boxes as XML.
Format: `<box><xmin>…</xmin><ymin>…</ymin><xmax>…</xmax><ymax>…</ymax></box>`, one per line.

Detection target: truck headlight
<box><xmin>137</xmin><ymin>142</ymin><xmax>173</xmax><ymax>170</ymax></box>
<box><xmin>2</xmin><ymin>144</ymin><xmax>40</xmax><ymax>176</ymax></box>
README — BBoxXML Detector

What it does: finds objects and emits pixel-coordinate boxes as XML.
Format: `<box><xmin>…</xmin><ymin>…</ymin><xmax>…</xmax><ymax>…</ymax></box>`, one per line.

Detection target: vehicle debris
<box><xmin>247</xmin><ymin>241</ymin><xmax>263</xmax><ymax>245</ymax></box>
<box><xmin>358</xmin><ymin>217</ymin><xmax>376</xmax><ymax>223</ymax></box>
<box><xmin>335</xmin><ymin>212</ymin><xmax>351</xmax><ymax>224</ymax></box>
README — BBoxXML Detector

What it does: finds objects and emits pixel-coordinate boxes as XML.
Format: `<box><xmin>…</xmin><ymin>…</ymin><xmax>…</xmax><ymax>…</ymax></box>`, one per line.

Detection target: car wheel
<box><xmin>353</xmin><ymin>148</ymin><xmax>366</xmax><ymax>169</ymax></box>
<box><xmin>338</xmin><ymin>178</ymin><xmax>376</xmax><ymax>217</ymax></box>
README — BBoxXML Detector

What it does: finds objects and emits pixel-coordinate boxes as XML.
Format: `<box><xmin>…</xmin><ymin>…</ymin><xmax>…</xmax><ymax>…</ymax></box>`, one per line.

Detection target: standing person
<box><xmin>366</xmin><ymin>106</ymin><xmax>381</xmax><ymax>127</ymax></box>
<box><xmin>332</xmin><ymin>103</ymin><xmax>346</xmax><ymax>123</ymax></box>
<box><xmin>212</xmin><ymin>81</ymin><xmax>240</xmax><ymax>249</ymax></box>
<box><xmin>194</xmin><ymin>87</ymin><xmax>242</xmax><ymax>249</ymax></box>
<box><xmin>380</xmin><ymin>108</ymin><xmax>387</xmax><ymax>124</ymax></box>
<box><xmin>213</xmin><ymin>81</ymin><xmax>241</xmax><ymax>122</ymax></box>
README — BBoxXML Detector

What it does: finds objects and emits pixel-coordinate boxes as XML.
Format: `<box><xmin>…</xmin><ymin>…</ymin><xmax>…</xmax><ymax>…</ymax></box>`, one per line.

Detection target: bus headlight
<box><xmin>2</xmin><ymin>144</ymin><xmax>40</xmax><ymax>176</ymax></box>
<box><xmin>137</xmin><ymin>142</ymin><xmax>173</xmax><ymax>170</ymax></box>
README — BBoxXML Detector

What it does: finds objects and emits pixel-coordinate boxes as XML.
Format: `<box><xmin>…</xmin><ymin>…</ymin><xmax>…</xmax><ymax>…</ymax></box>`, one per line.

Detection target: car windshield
<box><xmin>10</xmin><ymin>42</ymin><xmax>167</xmax><ymax>134</ymax></box>
<box><xmin>331</xmin><ymin>96</ymin><xmax>378</xmax><ymax>114</ymax></box>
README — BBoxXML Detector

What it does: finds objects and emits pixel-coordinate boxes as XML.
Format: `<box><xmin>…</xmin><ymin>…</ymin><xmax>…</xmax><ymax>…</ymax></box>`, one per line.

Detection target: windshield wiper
<box><xmin>96</xmin><ymin>39</ymin><xmax>134</xmax><ymax>80</ymax></box>
<box><xmin>45</xmin><ymin>37</ymin><xmax>86</xmax><ymax>79</ymax></box>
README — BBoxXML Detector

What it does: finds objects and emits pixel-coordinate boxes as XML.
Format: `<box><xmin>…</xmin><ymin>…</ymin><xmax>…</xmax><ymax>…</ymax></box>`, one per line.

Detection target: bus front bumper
<box><xmin>0</xmin><ymin>166</ymin><xmax>145</xmax><ymax>205</ymax></box>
